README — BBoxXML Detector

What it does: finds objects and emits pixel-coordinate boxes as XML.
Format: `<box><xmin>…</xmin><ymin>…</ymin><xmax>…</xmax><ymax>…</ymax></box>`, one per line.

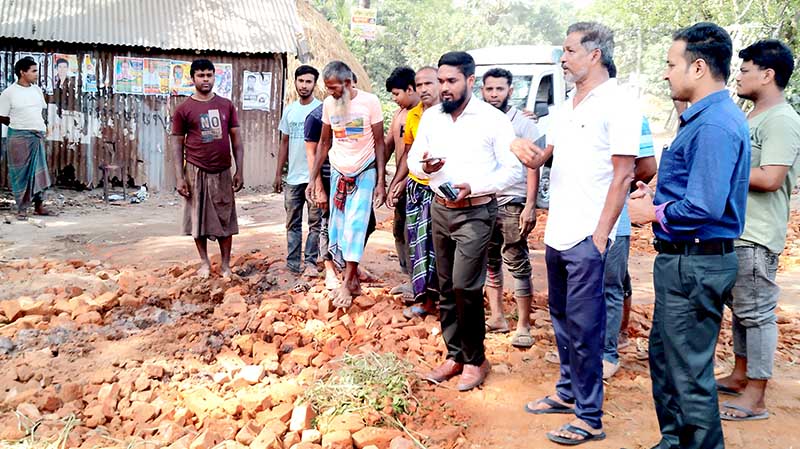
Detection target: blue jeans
<box><xmin>603</xmin><ymin>236</ymin><xmax>630</xmax><ymax>364</ymax></box>
<box><xmin>546</xmin><ymin>236</ymin><xmax>607</xmax><ymax>429</ymax></box>
<box><xmin>284</xmin><ymin>183</ymin><xmax>322</xmax><ymax>272</ymax></box>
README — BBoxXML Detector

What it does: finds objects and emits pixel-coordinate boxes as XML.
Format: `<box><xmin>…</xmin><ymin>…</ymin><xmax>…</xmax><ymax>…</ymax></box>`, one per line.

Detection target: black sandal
<box><xmin>524</xmin><ymin>396</ymin><xmax>574</xmax><ymax>414</ymax></box>
<box><xmin>546</xmin><ymin>424</ymin><xmax>606</xmax><ymax>446</ymax></box>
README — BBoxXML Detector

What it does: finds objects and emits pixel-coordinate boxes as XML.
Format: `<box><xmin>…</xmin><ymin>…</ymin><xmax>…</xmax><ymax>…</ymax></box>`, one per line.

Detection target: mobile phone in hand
<box><xmin>438</xmin><ymin>182</ymin><xmax>459</xmax><ymax>201</ymax></box>
<box><xmin>420</xmin><ymin>157</ymin><xmax>445</xmax><ymax>165</ymax></box>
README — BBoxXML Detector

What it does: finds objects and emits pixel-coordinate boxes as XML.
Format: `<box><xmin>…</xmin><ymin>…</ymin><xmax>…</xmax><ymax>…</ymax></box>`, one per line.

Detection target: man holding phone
<box><xmin>407</xmin><ymin>51</ymin><xmax>522</xmax><ymax>392</ymax></box>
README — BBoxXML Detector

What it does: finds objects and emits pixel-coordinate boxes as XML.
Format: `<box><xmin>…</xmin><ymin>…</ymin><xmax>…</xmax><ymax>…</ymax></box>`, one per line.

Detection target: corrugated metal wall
<box><xmin>0</xmin><ymin>39</ymin><xmax>286</xmax><ymax>191</ymax></box>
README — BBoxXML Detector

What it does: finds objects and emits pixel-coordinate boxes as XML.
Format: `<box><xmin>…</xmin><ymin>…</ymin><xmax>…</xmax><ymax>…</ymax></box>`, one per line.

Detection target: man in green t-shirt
<box><xmin>716</xmin><ymin>39</ymin><xmax>800</xmax><ymax>422</ymax></box>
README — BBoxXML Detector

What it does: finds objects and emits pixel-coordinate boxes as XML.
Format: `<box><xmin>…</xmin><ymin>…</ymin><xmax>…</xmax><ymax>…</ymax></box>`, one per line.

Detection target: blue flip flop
<box><xmin>721</xmin><ymin>402</ymin><xmax>770</xmax><ymax>421</ymax></box>
<box><xmin>546</xmin><ymin>424</ymin><xmax>606</xmax><ymax>446</ymax></box>
<box><xmin>525</xmin><ymin>396</ymin><xmax>575</xmax><ymax>415</ymax></box>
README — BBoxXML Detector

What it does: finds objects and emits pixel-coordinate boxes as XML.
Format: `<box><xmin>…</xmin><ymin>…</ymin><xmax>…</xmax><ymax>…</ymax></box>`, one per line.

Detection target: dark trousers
<box><xmin>285</xmin><ymin>183</ymin><xmax>322</xmax><ymax>272</ymax></box>
<box><xmin>545</xmin><ymin>236</ymin><xmax>607</xmax><ymax>430</ymax></box>
<box><xmin>650</xmin><ymin>252</ymin><xmax>736</xmax><ymax>449</ymax></box>
<box><xmin>393</xmin><ymin>190</ymin><xmax>410</xmax><ymax>275</ymax></box>
<box><xmin>431</xmin><ymin>199</ymin><xmax>497</xmax><ymax>366</ymax></box>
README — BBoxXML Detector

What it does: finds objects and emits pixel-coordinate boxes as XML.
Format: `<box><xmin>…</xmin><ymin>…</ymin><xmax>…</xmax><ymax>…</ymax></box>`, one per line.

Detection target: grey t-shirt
<box><xmin>739</xmin><ymin>103</ymin><xmax>800</xmax><ymax>253</ymax></box>
<box><xmin>499</xmin><ymin>107</ymin><xmax>540</xmax><ymax>205</ymax></box>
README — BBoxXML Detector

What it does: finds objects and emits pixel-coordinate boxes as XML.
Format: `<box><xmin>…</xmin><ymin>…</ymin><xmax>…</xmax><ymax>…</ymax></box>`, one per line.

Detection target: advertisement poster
<box><xmin>213</xmin><ymin>63</ymin><xmax>233</xmax><ymax>99</ymax></box>
<box><xmin>242</xmin><ymin>71</ymin><xmax>272</xmax><ymax>111</ymax></box>
<box><xmin>351</xmin><ymin>8</ymin><xmax>378</xmax><ymax>40</ymax></box>
<box><xmin>50</xmin><ymin>53</ymin><xmax>78</xmax><ymax>94</ymax></box>
<box><xmin>143</xmin><ymin>58</ymin><xmax>170</xmax><ymax>95</ymax></box>
<box><xmin>0</xmin><ymin>53</ymin><xmax>9</xmax><ymax>91</ymax></box>
<box><xmin>81</xmin><ymin>54</ymin><xmax>98</xmax><ymax>93</ymax></box>
<box><xmin>113</xmin><ymin>56</ymin><xmax>144</xmax><ymax>94</ymax></box>
<box><xmin>170</xmin><ymin>60</ymin><xmax>194</xmax><ymax>96</ymax></box>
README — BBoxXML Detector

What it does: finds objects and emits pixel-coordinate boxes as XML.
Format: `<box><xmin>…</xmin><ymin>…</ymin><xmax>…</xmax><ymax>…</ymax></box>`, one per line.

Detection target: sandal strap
<box><xmin>721</xmin><ymin>402</ymin><xmax>757</xmax><ymax>416</ymax></box>
<box><xmin>561</xmin><ymin>424</ymin><xmax>591</xmax><ymax>439</ymax></box>
<box><xmin>541</xmin><ymin>396</ymin><xmax>572</xmax><ymax>409</ymax></box>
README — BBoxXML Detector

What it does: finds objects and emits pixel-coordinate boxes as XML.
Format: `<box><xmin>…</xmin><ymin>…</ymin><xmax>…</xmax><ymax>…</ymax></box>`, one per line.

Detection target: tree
<box><xmin>583</xmin><ymin>0</ymin><xmax>800</xmax><ymax>109</ymax></box>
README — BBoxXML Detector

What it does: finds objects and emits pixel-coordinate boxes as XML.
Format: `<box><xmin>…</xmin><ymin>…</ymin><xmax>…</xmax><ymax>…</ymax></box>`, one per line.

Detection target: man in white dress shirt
<box><xmin>511</xmin><ymin>22</ymin><xmax>640</xmax><ymax>445</ymax></box>
<box><xmin>407</xmin><ymin>51</ymin><xmax>522</xmax><ymax>392</ymax></box>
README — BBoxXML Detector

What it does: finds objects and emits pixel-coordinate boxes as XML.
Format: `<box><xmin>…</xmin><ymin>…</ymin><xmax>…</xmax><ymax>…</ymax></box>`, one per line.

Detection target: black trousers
<box><xmin>650</xmin><ymin>251</ymin><xmax>737</xmax><ymax>449</ymax></box>
<box><xmin>431</xmin><ymin>199</ymin><xmax>497</xmax><ymax>365</ymax></box>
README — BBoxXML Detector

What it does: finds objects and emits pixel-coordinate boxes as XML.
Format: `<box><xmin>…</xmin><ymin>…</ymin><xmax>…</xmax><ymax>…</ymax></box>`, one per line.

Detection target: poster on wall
<box><xmin>212</xmin><ymin>63</ymin><xmax>233</xmax><ymax>99</ymax></box>
<box><xmin>113</xmin><ymin>56</ymin><xmax>144</xmax><ymax>94</ymax></box>
<box><xmin>48</xmin><ymin>53</ymin><xmax>78</xmax><ymax>93</ymax></box>
<box><xmin>143</xmin><ymin>58</ymin><xmax>170</xmax><ymax>95</ymax></box>
<box><xmin>170</xmin><ymin>60</ymin><xmax>194</xmax><ymax>96</ymax></box>
<box><xmin>81</xmin><ymin>54</ymin><xmax>98</xmax><ymax>93</ymax></box>
<box><xmin>242</xmin><ymin>71</ymin><xmax>272</xmax><ymax>111</ymax></box>
<box><xmin>0</xmin><ymin>53</ymin><xmax>8</xmax><ymax>91</ymax></box>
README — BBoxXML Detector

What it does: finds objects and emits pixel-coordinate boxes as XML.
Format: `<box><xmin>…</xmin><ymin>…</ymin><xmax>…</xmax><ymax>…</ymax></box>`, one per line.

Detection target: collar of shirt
<box><xmin>566</xmin><ymin>78</ymin><xmax>618</xmax><ymax>108</ymax></box>
<box><xmin>679</xmin><ymin>89</ymin><xmax>730</xmax><ymax>126</ymax></box>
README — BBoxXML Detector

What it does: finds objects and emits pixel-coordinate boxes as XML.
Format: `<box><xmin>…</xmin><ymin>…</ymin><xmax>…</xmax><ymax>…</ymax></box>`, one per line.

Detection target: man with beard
<box><xmin>511</xmin><ymin>22</ymin><xmax>639</xmax><ymax>445</ymax></box>
<box><xmin>714</xmin><ymin>40</ymin><xmax>799</xmax><ymax>423</ymax></box>
<box><xmin>629</xmin><ymin>22</ymin><xmax>750</xmax><ymax>449</ymax></box>
<box><xmin>407</xmin><ymin>51</ymin><xmax>521</xmax><ymax>391</ymax></box>
<box><xmin>387</xmin><ymin>66</ymin><xmax>441</xmax><ymax>319</ymax></box>
<box><xmin>275</xmin><ymin>65</ymin><xmax>324</xmax><ymax>277</ymax></box>
<box><xmin>171</xmin><ymin>59</ymin><xmax>244</xmax><ymax>278</ymax></box>
<box><xmin>480</xmin><ymin>68</ymin><xmax>540</xmax><ymax>348</ymax></box>
<box><xmin>385</xmin><ymin>66</ymin><xmax>420</xmax><ymax>297</ymax></box>
<box><xmin>306</xmin><ymin>61</ymin><xmax>386</xmax><ymax>308</ymax></box>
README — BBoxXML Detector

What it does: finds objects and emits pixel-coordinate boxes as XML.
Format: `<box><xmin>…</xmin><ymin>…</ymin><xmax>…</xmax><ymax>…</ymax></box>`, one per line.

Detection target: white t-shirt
<box><xmin>0</xmin><ymin>83</ymin><xmax>47</xmax><ymax>132</ymax></box>
<box><xmin>544</xmin><ymin>79</ymin><xmax>640</xmax><ymax>251</ymax></box>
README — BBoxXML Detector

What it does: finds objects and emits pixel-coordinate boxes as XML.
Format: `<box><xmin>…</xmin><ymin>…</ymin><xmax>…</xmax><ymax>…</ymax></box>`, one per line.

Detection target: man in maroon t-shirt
<box><xmin>171</xmin><ymin>59</ymin><xmax>244</xmax><ymax>278</ymax></box>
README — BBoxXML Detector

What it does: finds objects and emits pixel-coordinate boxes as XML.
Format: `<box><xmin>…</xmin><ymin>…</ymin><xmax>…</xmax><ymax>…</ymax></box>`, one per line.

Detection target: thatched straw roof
<box><xmin>286</xmin><ymin>0</ymin><xmax>372</xmax><ymax>102</ymax></box>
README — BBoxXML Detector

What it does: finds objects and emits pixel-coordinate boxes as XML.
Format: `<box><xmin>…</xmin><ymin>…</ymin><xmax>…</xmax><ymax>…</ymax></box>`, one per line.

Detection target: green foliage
<box><xmin>304</xmin><ymin>352</ymin><xmax>419</xmax><ymax>421</ymax></box>
<box><xmin>312</xmin><ymin>0</ymin><xmax>575</xmax><ymax>117</ymax></box>
<box><xmin>582</xmin><ymin>0</ymin><xmax>800</xmax><ymax>110</ymax></box>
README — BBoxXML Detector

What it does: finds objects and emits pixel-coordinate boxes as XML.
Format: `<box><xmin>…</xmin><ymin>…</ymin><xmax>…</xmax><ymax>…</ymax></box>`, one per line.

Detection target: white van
<box><xmin>468</xmin><ymin>45</ymin><xmax>567</xmax><ymax>208</ymax></box>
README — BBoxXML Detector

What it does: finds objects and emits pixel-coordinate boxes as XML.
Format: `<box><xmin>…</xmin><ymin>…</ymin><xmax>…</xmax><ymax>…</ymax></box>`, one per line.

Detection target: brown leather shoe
<box><xmin>457</xmin><ymin>360</ymin><xmax>490</xmax><ymax>391</ymax></box>
<box><xmin>423</xmin><ymin>359</ymin><xmax>463</xmax><ymax>384</ymax></box>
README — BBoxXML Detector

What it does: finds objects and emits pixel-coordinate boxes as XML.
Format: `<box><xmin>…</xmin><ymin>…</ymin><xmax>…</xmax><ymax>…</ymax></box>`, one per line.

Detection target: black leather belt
<box><xmin>653</xmin><ymin>239</ymin><xmax>734</xmax><ymax>255</ymax></box>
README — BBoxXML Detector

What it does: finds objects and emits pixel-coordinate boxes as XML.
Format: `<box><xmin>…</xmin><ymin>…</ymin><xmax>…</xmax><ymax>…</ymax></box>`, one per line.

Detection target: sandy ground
<box><xmin>1</xmin><ymin>188</ymin><xmax>800</xmax><ymax>449</ymax></box>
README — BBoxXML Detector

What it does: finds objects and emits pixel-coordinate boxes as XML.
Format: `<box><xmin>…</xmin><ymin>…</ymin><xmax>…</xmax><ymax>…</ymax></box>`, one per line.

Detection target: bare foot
<box><xmin>357</xmin><ymin>267</ymin><xmax>378</xmax><ymax>283</ymax></box>
<box><xmin>332</xmin><ymin>286</ymin><xmax>354</xmax><ymax>309</ymax></box>
<box><xmin>716</xmin><ymin>373</ymin><xmax>747</xmax><ymax>394</ymax></box>
<box><xmin>325</xmin><ymin>271</ymin><xmax>341</xmax><ymax>291</ymax></box>
<box><xmin>485</xmin><ymin>317</ymin><xmax>510</xmax><ymax>333</ymax></box>
<box><xmin>197</xmin><ymin>264</ymin><xmax>211</xmax><ymax>279</ymax></box>
<box><xmin>221</xmin><ymin>265</ymin><xmax>233</xmax><ymax>278</ymax></box>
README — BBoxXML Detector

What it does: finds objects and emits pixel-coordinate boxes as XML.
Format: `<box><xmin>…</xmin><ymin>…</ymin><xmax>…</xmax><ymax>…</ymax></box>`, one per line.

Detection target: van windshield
<box><xmin>473</xmin><ymin>75</ymin><xmax>533</xmax><ymax>111</ymax></box>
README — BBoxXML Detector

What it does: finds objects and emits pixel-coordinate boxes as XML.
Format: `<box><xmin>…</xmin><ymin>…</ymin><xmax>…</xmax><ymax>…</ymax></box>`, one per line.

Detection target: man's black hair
<box><xmin>386</xmin><ymin>66</ymin><xmax>416</xmax><ymax>92</ymax></box>
<box><xmin>437</xmin><ymin>51</ymin><xmax>475</xmax><ymax>78</ymax></box>
<box><xmin>56</xmin><ymin>58</ymin><xmax>68</xmax><ymax>67</ymax></box>
<box><xmin>295</xmin><ymin>64</ymin><xmax>320</xmax><ymax>82</ymax></box>
<box><xmin>739</xmin><ymin>39</ymin><xmax>795</xmax><ymax>90</ymax></box>
<box><xmin>14</xmin><ymin>56</ymin><xmax>37</xmax><ymax>79</ymax></box>
<box><xmin>190</xmin><ymin>59</ymin><xmax>215</xmax><ymax>77</ymax></box>
<box><xmin>608</xmin><ymin>61</ymin><xmax>617</xmax><ymax>78</ymax></box>
<box><xmin>673</xmin><ymin>22</ymin><xmax>732</xmax><ymax>81</ymax></box>
<box><xmin>482</xmin><ymin>67</ymin><xmax>513</xmax><ymax>85</ymax></box>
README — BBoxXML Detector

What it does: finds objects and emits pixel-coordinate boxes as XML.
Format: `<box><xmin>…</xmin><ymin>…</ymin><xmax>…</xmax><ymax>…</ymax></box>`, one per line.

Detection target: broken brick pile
<box><xmin>0</xmin><ymin>251</ymin><xmax>799</xmax><ymax>448</ymax></box>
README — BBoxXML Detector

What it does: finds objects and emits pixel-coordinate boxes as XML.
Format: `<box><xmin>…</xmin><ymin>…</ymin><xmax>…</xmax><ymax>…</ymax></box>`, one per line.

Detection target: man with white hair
<box><xmin>306</xmin><ymin>61</ymin><xmax>386</xmax><ymax>308</ymax></box>
<box><xmin>512</xmin><ymin>22</ymin><xmax>640</xmax><ymax>445</ymax></box>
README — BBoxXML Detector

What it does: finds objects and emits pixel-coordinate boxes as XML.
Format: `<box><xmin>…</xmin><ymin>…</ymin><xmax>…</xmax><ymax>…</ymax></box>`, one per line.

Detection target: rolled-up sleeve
<box><xmin>662</xmin><ymin>124</ymin><xmax>741</xmax><ymax>230</ymax></box>
<box><xmin>470</xmin><ymin>115</ymin><xmax>522</xmax><ymax>196</ymax></box>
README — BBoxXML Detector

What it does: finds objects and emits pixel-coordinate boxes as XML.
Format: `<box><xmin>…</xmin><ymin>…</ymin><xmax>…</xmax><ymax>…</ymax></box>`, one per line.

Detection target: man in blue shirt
<box><xmin>275</xmin><ymin>65</ymin><xmax>323</xmax><ymax>276</ymax></box>
<box><xmin>630</xmin><ymin>22</ymin><xmax>750</xmax><ymax>449</ymax></box>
